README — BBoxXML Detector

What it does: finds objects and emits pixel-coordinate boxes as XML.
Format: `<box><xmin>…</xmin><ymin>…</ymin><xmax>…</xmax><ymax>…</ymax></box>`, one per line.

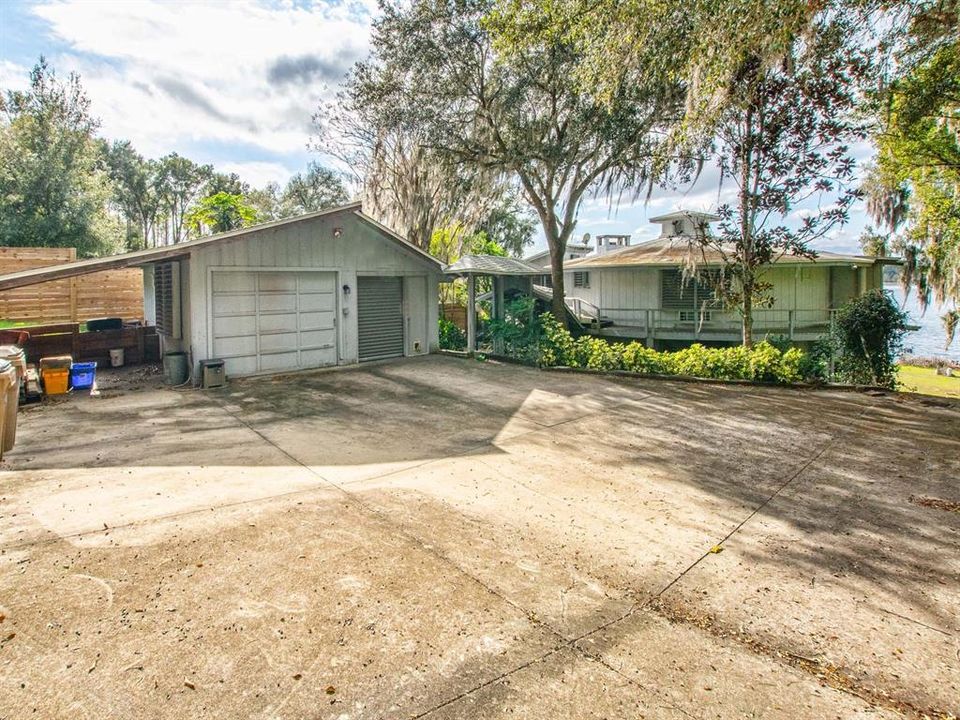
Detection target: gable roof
<box><xmin>0</xmin><ymin>203</ymin><xmax>442</xmax><ymax>291</ymax></box>
<box><xmin>566</xmin><ymin>235</ymin><xmax>900</xmax><ymax>269</ymax></box>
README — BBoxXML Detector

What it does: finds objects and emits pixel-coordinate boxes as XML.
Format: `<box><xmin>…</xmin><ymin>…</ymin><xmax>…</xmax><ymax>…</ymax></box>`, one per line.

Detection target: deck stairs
<box><xmin>531</xmin><ymin>285</ymin><xmax>614</xmax><ymax>329</ymax></box>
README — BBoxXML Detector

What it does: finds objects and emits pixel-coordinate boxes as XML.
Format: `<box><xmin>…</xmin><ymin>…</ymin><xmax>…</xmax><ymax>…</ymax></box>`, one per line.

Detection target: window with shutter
<box><xmin>661</xmin><ymin>269</ymin><xmax>689</xmax><ymax>309</ymax></box>
<box><xmin>661</xmin><ymin>269</ymin><xmax>719</xmax><ymax>310</ymax></box>
<box><xmin>696</xmin><ymin>272</ymin><xmax>718</xmax><ymax>305</ymax></box>
<box><xmin>573</xmin><ymin>271</ymin><xmax>590</xmax><ymax>288</ymax></box>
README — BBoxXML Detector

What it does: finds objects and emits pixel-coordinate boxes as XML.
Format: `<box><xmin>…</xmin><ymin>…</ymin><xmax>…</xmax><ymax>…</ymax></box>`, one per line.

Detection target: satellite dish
<box><xmin>582</xmin><ymin>232</ymin><xmax>591</xmax><ymax>245</ymax></box>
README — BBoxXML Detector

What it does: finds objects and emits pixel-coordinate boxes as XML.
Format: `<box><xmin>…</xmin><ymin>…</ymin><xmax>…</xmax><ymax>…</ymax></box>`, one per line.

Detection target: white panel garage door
<box><xmin>357</xmin><ymin>276</ymin><xmax>404</xmax><ymax>362</ymax></box>
<box><xmin>211</xmin><ymin>271</ymin><xmax>337</xmax><ymax>376</ymax></box>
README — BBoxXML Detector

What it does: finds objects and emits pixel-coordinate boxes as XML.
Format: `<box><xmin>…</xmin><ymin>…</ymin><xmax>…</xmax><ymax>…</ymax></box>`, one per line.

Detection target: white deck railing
<box><xmin>568</xmin><ymin>304</ymin><xmax>837</xmax><ymax>338</ymax></box>
<box><xmin>565</xmin><ymin>296</ymin><xmax>602</xmax><ymax>322</ymax></box>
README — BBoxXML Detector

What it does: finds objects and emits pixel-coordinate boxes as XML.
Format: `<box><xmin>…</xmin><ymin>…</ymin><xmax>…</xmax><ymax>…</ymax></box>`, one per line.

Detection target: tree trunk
<box><xmin>515</xmin><ymin>173</ymin><xmax>576</xmax><ymax>329</ymax></box>
<box><xmin>739</xmin><ymin>103</ymin><xmax>756</xmax><ymax>348</ymax></box>
<box><xmin>547</xmin><ymin>240</ymin><xmax>568</xmax><ymax>327</ymax></box>
<box><xmin>550</xmin><ymin>254</ymin><xmax>567</xmax><ymax>325</ymax></box>
<box><xmin>742</xmin><ymin>285</ymin><xmax>754</xmax><ymax>348</ymax></box>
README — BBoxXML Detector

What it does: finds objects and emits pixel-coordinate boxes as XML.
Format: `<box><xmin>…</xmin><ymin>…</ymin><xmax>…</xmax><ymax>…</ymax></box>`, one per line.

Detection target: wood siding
<box><xmin>0</xmin><ymin>247</ymin><xmax>144</xmax><ymax>324</ymax></box>
<box><xmin>187</xmin><ymin>213</ymin><xmax>440</xmax><ymax>370</ymax></box>
<box><xmin>567</xmin><ymin>265</ymin><xmax>847</xmax><ymax>315</ymax></box>
<box><xmin>563</xmin><ymin>263</ymin><xmax>883</xmax><ymax>337</ymax></box>
<box><xmin>563</xmin><ymin>267</ymin><xmax>658</xmax><ymax>325</ymax></box>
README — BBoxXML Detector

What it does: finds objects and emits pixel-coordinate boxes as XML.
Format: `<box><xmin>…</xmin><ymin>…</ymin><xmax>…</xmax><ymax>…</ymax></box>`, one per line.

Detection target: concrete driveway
<box><xmin>1</xmin><ymin>356</ymin><xmax>957</xmax><ymax>719</ymax></box>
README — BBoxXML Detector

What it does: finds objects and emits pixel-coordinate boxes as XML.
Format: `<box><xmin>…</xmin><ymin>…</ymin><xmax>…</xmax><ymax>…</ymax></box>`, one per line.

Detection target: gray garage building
<box><xmin>0</xmin><ymin>202</ymin><xmax>443</xmax><ymax>379</ymax></box>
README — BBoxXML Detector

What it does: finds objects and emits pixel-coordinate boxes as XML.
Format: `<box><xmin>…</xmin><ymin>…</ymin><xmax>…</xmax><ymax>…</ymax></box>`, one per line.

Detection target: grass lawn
<box><xmin>0</xmin><ymin>319</ymin><xmax>84</xmax><ymax>330</ymax></box>
<box><xmin>898</xmin><ymin>364</ymin><xmax>960</xmax><ymax>399</ymax></box>
<box><xmin>0</xmin><ymin>320</ymin><xmax>35</xmax><ymax>329</ymax></box>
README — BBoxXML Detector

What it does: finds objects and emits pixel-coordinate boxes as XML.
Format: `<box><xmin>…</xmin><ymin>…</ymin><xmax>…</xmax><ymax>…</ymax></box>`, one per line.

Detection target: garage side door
<box><xmin>211</xmin><ymin>271</ymin><xmax>337</xmax><ymax>376</ymax></box>
<box><xmin>357</xmin><ymin>276</ymin><xmax>404</xmax><ymax>362</ymax></box>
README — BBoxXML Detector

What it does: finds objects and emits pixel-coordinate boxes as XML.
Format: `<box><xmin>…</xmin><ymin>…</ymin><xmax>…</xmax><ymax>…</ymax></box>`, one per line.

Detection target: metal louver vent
<box><xmin>154</xmin><ymin>261</ymin><xmax>181</xmax><ymax>338</ymax></box>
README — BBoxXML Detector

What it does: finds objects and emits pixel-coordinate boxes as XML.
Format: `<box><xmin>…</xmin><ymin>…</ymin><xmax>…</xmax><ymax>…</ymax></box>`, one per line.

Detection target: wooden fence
<box><xmin>441</xmin><ymin>303</ymin><xmax>467</xmax><ymax>331</ymax></box>
<box><xmin>0</xmin><ymin>247</ymin><xmax>144</xmax><ymax>324</ymax></box>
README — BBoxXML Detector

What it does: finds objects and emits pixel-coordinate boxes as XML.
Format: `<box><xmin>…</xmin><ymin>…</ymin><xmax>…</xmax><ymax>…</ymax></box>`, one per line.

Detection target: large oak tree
<box><xmin>493</xmin><ymin>0</ymin><xmax>878</xmax><ymax>344</ymax></box>
<box><xmin>324</xmin><ymin>0</ymin><xmax>680</xmax><ymax>322</ymax></box>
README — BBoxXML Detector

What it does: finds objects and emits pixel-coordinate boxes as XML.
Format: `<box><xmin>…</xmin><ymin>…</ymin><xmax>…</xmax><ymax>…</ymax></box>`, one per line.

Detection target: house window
<box><xmin>573</xmin><ymin>271</ymin><xmax>590</xmax><ymax>289</ymax></box>
<box><xmin>661</xmin><ymin>268</ymin><xmax>718</xmax><ymax>310</ymax></box>
<box><xmin>679</xmin><ymin>309</ymin><xmax>712</xmax><ymax>323</ymax></box>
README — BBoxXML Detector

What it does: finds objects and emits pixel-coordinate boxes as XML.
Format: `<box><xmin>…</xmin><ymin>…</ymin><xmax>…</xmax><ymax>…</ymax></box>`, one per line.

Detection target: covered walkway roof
<box><xmin>444</xmin><ymin>255</ymin><xmax>541</xmax><ymax>276</ymax></box>
<box><xmin>442</xmin><ymin>255</ymin><xmax>540</xmax><ymax>354</ymax></box>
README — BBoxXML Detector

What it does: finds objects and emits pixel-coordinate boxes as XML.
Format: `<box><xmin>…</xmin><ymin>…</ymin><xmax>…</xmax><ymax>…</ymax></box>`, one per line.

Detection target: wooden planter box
<box><xmin>19</xmin><ymin>323</ymin><xmax>161</xmax><ymax>366</ymax></box>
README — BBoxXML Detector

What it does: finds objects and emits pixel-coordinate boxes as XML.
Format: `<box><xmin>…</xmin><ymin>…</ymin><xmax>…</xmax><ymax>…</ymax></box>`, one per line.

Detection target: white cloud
<box><xmin>0</xmin><ymin>60</ymin><xmax>31</xmax><ymax>93</ymax></box>
<box><xmin>218</xmin><ymin>160</ymin><xmax>294</xmax><ymax>188</ymax></box>
<box><xmin>578</xmin><ymin>216</ymin><xmax>623</xmax><ymax>227</ymax></box>
<box><xmin>20</xmin><ymin>0</ymin><xmax>878</xmax><ymax>248</ymax></box>
<box><xmin>30</xmin><ymin>0</ymin><xmax>373</xmax><ymax>159</ymax></box>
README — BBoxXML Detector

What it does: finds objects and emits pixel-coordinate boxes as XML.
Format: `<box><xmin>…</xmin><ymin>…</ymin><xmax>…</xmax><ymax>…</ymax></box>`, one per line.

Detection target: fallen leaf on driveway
<box><xmin>708</xmin><ymin>545</ymin><xmax>724</xmax><ymax>554</ymax></box>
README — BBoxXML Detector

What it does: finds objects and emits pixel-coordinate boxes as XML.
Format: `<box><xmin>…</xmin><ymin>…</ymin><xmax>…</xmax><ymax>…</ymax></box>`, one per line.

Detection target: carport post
<box><xmin>493</xmin><ymin>276</ymin><xmax>505</xmax><ymax>354</ymax></box>
<box><xmin>467</xmin><ymin>273</ymin><xmax>477</xmax><ymax>354</ymax></box>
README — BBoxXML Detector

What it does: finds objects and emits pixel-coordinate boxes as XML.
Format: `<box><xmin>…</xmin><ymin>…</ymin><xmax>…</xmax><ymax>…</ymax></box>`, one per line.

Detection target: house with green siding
<box><xmin>542</xmin><ymin>210</ymin><xmax>898</xmax><ymax>348</ymax></box>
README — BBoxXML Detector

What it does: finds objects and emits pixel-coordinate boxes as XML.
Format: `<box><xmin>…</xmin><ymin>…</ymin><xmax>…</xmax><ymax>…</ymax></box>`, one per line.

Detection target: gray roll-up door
<box><xmin>357</xmin><ymin>276</ymin><xmax>404</xmax><ymax>362</ymax></box>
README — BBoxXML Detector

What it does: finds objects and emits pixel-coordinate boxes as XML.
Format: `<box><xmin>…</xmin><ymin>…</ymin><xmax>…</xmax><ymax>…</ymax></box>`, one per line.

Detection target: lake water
<box><xmin>886</xmin><ymin>284</ymin><xmax>960</xmax><ymax>361</ymax></box>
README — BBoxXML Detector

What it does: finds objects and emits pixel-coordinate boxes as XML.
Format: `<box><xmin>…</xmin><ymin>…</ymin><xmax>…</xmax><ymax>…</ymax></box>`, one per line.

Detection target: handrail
<box><xmin>579</xmin><ymin>306</ymin><xmax>840</xmax><ymax>339</ymax></box>
<box><xmin>564</xmin><ymin>296</ymin><xmax>601</xmax><ymax>320</ymax></box>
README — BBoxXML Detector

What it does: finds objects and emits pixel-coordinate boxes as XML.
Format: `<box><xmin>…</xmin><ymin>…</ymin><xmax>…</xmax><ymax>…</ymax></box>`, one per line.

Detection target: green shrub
<box><xmin>439</xmin><ymin>317</ymin><xmax>466</xmax><ymax>350</ymax></box>
<box><xmin>798</xmin><ymin>336</ymin><xmax>833</xmax><ymax>382</ymax></box>
<box><xmin>537</xmin><ymin>312</ymin><xmax>808</xmax><ymax>384</ymax></box>
<box><xmin>487</xmin><ymin>296</ymin><xmax>545</xmax><ymax>364</ymax></box>
<box><xmin>539</xmin><ymin>312</ymin><xmax>577</xmax><ymax>367</ymax></box>
<box><xmin>831</xmin><ymin>289</ymin><xmax>908</xmax><ymax>389</ymax></box>
<box><xmin>622</xmin><ymin>341</ymin><xmax>667</xmax><ymax>374</ymax></box>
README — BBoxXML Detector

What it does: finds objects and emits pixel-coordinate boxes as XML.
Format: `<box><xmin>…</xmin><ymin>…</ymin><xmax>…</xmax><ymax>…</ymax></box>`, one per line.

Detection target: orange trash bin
<box><xmin>39</xmin><ymin>355</ymin><xmax>72</xmax><ymax>396</ymax></box>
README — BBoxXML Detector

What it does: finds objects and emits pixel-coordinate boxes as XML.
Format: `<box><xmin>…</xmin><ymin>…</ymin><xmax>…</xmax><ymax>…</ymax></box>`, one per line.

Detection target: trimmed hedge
<box><xmin>539</xmin><ymin>314</ymin><xmax>806</xmax><ymax>384</ymax></box>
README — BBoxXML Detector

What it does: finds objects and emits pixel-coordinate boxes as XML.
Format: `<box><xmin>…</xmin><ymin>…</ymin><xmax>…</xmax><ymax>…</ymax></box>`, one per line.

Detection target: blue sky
<box><xmin>0</xmin><ymin>0</ymin><xmax>874</xmax><ymax>253</ymax></box>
